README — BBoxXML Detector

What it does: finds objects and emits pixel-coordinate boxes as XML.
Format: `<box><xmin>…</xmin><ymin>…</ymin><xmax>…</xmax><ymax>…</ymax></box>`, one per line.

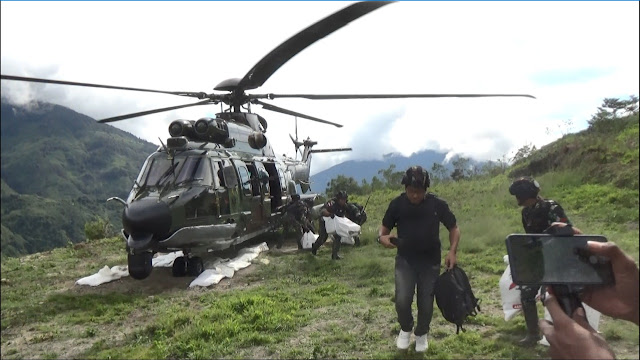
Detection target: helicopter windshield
<box><xmin>175</xmin><ymin>156</ymin><xmax>212</xmax><ymax>185</ymax></box>
<box><xmin>141</xmin><ymin>155</ymin><xmax>212</xmax><ymax>188</ymax></box>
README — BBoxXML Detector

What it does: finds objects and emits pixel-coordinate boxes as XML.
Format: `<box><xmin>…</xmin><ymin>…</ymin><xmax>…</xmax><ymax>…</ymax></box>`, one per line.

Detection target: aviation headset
<box><xmin>509</xmin><ymin>177</ymin><xmax>540</xmax><ymax>199</ymax></box>
<box><xmin>401</xmin><ymin>166</ymin><xmax>430</xmax><ymax>190</ymax></box>
<box><xmin>291</xmin><ymin>194</ymin><xmax>301</xmax><ymax>201</ymax></box>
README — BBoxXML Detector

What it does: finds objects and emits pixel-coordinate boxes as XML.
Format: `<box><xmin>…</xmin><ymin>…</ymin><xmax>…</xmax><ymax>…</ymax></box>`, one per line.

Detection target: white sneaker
<box><xmin>415</xmin><ymin>334</ymin><xmax>428</xmax><ymax>352</ymax></box>
<box><xmin>396</xmin><ymin>330</ymin><xmax>411</xmax><ymax>350</ymax></box>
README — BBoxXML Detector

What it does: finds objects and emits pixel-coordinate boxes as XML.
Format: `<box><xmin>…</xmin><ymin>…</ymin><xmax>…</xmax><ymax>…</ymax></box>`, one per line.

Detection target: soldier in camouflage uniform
<box><xmin>509</xmin><ymin>177</ymin><xmax>583</xmax><ymax>345</ymax></box>
<box><xmin>278</xmin><ymin>194</ymin><xmax>314</xmax><ymax>249</ymax></box>
<box><xmin>311</xmin><ymin>190</ymin><xmax>349</xmax><ymax>260</ymax></box>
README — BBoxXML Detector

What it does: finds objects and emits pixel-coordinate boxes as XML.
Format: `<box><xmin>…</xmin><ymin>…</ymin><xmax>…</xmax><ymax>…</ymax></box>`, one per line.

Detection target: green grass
<box><xmin>2</xmin><ymin>154</ymin><xmax>639</xmax><ymax>359</ymax></box>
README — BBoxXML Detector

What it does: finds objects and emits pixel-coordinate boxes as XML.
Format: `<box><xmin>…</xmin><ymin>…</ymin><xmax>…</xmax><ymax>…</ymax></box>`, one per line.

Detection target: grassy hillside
<box><xmin>1</xmin><ymin>106</ymin><xmax>638</xmax><ymax>359</ymax></box>
<box><xmin>0</xmin><ymin>101</ymin><xmax>158</xmax><ymax>256</ymax></box>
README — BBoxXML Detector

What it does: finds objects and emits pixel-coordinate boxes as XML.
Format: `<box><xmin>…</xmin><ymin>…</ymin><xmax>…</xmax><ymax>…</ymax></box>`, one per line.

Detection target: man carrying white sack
<box><xmin>311</xmin><ymin>190</ymin><xmax>349</xmax><ymax>260</ymax></box>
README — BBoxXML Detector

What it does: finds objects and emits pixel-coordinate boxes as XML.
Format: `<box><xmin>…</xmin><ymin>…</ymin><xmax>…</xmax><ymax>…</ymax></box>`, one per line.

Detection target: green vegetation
<box><xmin>0</xmin><ymin>101</ymin><xmax>157</xmax><ymax>256</ymax></box>
<box><xmin>1</xmin><ymin>97</ymin><xmax>638</xmax><ymax>359</ymax></box>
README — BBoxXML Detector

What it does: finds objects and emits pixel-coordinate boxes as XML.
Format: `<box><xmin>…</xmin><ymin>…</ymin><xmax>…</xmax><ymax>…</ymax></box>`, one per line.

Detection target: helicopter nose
<box><xmin>122</xmin><ymin>198</ymin><xmax>172</xmax><ymax>240</ymax></box>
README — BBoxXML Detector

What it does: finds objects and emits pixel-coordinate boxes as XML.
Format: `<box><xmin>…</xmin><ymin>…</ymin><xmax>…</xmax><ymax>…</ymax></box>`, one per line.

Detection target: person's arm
<box><xmin>321</xmin><ymin>201</ymin><xmax>334</xmax><ymax>218</ymax></box>
<box><xmin>580</xmin><ymin>241</ymin><xmax>639</xmax><ymax>325</ymax></box>
<box><xmin>539</xmin><ymin>291</ymin><xmax>615</xmax><ymax>359</ymax></box>
<box><xmin>444</xmin><ymin>225</ymin><xmax>459</xmax><ymax>269</ymax></box>
<box><xmin>378</xmin><ymin>225</ymin><xmax>396</xmax><ymax>249</ymax></box>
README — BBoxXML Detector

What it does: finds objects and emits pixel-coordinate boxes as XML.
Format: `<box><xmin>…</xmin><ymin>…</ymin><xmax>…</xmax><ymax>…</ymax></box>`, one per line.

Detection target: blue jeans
<box><xmin>395</xmin><ymin>255</ymin><xmax>440</xmax><ymax>336</ymax></box>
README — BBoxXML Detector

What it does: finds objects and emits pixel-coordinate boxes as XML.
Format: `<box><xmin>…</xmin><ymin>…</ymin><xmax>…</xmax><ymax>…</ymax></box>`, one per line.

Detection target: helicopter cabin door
<box><xmin>232</xmin><ymin>160</ymin><xmax>267</xmax><ymax>229</ymax></box>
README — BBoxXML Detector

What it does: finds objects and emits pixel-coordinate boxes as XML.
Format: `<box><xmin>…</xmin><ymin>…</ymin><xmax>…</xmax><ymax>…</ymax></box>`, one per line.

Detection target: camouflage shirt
<box><xmin>285</xmin><ymin>200</ymin><xmax>309</xmax><ymax>221</ymax></box>
<box><xmin>324</xmin><ymin>198</ymin><xmax>348</xmax><ymax>218</ymax></box>
<box><xmin>521</xmin><ymin>197</ymin><xmax>572</xmax><ymax>233</ymax></box>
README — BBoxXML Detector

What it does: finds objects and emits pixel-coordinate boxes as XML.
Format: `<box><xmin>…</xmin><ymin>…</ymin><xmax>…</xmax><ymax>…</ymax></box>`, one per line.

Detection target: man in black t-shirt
<box><xmin>379</xmin><ymin>166</ymin><xmax>460</xmax><ymax>352</ymax></box>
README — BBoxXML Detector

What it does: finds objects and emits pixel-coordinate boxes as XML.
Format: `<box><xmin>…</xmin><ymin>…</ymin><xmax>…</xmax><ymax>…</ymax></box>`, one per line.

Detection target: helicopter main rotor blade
<box><xmin>264</xmin><ymin>93</ymin><xmax>537</xmax><ymax>100</ymax></box>
<box><xmin>252</xmin><ymin>99</ymin><xmax>343</xmax><ymax>128</ymax></box>
<box><xmin>236</xmin><ymin>1</ymin><xmax>392</xmax><ymax>91</ymax></box>
<box><xmin>0</xmin><ymin>75</ymin><xmax>209</xmax><ymax>99</ymax></box>
<box><xmin>97</xmin><ymin>99</ymin><xmax>214</xmax><ymax>123</ymax></box>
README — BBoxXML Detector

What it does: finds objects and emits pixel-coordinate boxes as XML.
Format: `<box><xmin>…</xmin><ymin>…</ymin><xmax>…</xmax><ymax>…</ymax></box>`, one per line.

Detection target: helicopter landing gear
<box><xmin>128</xmin><ymin>252</ymin><xmax>153</xmax><ymax>280</ymax></box>
<box><xmin>187</xmin><ymin>256</ymin><xmax>204</xmax><ymax>277</ymax></box>
<box><xmin>171</xmin><ymin>256</ymin><xmax>204</xmax><ymax>277</ymax></box>
<box><xmin>172</xmin><ymin>256</ymin><xmax>187</xmax><ymax>277</ymax></box>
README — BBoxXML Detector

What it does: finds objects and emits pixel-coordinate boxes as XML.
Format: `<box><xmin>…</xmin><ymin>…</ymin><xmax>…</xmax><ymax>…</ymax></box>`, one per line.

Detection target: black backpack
<box><xmin>434</xmin><ymin>265</ymin><xmax>481</xmax><ymax>334</ymax></box>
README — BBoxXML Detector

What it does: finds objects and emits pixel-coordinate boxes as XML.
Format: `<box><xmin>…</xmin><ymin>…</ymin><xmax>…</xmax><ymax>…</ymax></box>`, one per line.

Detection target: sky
<box><xmin>2</xmin><ymin>1</ymin><xmax>639</xmax><ymax>175</ymax></box>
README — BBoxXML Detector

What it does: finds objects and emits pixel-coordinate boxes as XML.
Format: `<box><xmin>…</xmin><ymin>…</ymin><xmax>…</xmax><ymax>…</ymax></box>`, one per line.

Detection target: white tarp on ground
<box><xmin>75</xmin><ymin>265</ymin><xmax>129</xmax><ymax>286</ymax></box>
<box><xmin>76</xmin><ymin>242</ymin><xmax>269</xmax><ymax>288</ymax></box>
<box><xmin>498</xmin><ymin>254</ymin><xmax>602</xmax><ymax>347</ymax></box>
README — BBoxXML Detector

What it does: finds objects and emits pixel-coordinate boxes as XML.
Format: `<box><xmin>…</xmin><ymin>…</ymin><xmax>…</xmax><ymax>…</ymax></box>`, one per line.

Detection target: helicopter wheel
<box><xmin>187</xmin><ymin>256</ymin><xmax>204</xmax><ymax>277</ymax></box>
<box><xmin>128</xmin><ymin>252</ymin><xmax>153</xmax><ymax>280</ymax></box>
<box><xmin>172</xmin><ymin>256</ymin><xmax>187</xmax><ymax>277</ymax></box>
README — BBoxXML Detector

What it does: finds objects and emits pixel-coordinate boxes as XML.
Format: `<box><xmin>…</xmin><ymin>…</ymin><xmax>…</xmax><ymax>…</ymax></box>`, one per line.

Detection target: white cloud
<box><xmin>2</xmin><ymin>1</ymin><xmax>638</xmax><ymax>175</ymax></box>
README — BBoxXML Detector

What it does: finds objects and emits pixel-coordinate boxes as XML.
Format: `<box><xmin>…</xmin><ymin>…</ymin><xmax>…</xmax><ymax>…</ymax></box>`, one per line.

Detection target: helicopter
<box><xmin>0</xmin><ymin>1</ymin><xmax>534</xmax><ymax>280</ymax></box>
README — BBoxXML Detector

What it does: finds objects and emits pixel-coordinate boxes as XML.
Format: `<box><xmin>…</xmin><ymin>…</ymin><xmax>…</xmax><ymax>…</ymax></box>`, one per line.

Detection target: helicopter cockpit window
<box><xmin>174</xmin><ymin>156</ymin><xmax>212</xmax><ymax>186</ymax></box>
<box><xmin>144</xmin><ymin>156</ymin><xmax>177</xmax><ymax>187</ymax></box>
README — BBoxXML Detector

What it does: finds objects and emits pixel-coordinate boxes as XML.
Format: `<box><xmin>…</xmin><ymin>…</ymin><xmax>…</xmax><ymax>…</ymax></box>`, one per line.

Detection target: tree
<box><xmin>451</xmin><ymin>157</ymin><xmax>472</xmax><ymax>179</ymax></box>
<box><xmin>84</xmin><ymin>216</ymin><xmax>112</xmax><ymax>241</ymax></box>
<box><xmin>431</xmin><ymin>162</ymin><xmax>448</xmax><ymax>181</ymax></box>
<box><xmin>450</xmin><ymin>168</ymin><xmax>465</xmax><ymax>181</ymax></box>
<box><xmin>325</xmin><ymin>175</ymin><xmax>361</xmax><ymax>197</ymax></box>
<box><xmin>588</xmin><ymin>95</ymin><xmax>639</xmax><ymax>131</ymax></box>
<box><xmin>370</xmin><ymin>176</ymin><xmax>384</xmax><ymax>192</ymax></box>
<box><xmin>511</xmin><ymin>143</ymin><xmax>537</xmax><ymax>164</ymax></box>
<box><xmin>377</xmin><ymin>164</ymin><xmax>404</xmax><ymax>188</ymax></box>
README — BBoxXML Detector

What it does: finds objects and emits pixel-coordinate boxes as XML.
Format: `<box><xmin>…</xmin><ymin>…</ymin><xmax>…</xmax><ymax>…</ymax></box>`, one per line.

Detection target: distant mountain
<box><xmin>1</xmin><ymin>100</ymin><xmax>158</xmax><ymax>256</ymax></box>
<box><xmin>310</xmin><ymin>150</ymin><xmax>451</xmax><ymax>194</ymax></box>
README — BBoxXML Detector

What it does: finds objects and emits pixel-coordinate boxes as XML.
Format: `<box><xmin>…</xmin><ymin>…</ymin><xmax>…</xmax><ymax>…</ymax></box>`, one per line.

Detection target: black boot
<box><xmin>520</xmin><ymin>301</ymin><xmax>541</xmax><ymax>345</ymax></box>
<box><xmin>331</xmin><ymin>236</ymin><xmax>342</xmax><ymax>260</ymax></box>
<box><xmin>311</xmin><ymin>241</ymin><xmax>319</xmax><ymax>255</ymax></box>
<box><xmin>354</xmin><ymin>236</ymin><xmax>361</xmax><ymax>247</ymax></box>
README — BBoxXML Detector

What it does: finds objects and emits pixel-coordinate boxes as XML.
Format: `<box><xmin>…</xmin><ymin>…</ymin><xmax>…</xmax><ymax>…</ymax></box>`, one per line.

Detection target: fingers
<box><xmin>588</xmin><ymin>240</ymin><xmax>638</xmax><ymax>273</ymax></box>
<box><xmin>572</xmin><ymin>307</ymin><xmax>595</xmax><ymax>332</ymax></box>
<box><xmin>539</xmin><ymin>319</ymin><xmax>555</xmax><ymax>340</ymax></box>
<box><xmin>587</xmin><ymin>241</ymin><xmax>625</xmax><ymax>264</ymax></box>
<box><xmin>544</xmin><ymin>293</ymin><xmax>571</xmax><ymax>328</ymax></box>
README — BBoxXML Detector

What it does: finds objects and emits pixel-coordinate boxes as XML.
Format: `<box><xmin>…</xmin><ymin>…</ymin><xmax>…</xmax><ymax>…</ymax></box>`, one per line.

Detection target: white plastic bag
<box><xmin>340</xmin><ymin>235</ymin><xmax>355</xmax><ymax>245</ymax></box>
<box><xmin>323</xmin><ymin>216</ymin><xmax>360</xmax><ymax>238</ymax></box>
<box><xmin>301</xmin><ymin>231</ymin><xmax>318</xmax><ymax>249</ymax></box>
<box><xmin>499</xmin><ymin>255</ymin><xmax>523</xmax><ymax>321</ymax></box>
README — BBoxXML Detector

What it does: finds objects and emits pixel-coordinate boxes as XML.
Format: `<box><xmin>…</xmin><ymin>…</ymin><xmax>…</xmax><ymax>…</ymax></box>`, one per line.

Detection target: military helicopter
<box><xmin>0</xmin><ymin>1</ymin><xmax>534</xmax><ymax>280</ymax></box>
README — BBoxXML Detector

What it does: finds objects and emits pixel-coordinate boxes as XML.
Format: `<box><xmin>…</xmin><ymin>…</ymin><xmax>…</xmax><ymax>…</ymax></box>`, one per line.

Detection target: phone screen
<box><xmin>505</xmin><ymin>234</ymin><xmax>614</xmax><ymax>285</ymax></box>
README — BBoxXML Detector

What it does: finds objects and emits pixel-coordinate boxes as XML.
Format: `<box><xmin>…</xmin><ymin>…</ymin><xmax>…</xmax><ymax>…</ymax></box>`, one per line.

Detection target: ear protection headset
<box><xmin>401</xmin><ymin>166</ymin><xmax>430</xmax><ymax>190</ymax></box>
<box><xmin>509</xmin><ymin>176</ymin><xmax>540</xmax><ymax>199</ymax></box>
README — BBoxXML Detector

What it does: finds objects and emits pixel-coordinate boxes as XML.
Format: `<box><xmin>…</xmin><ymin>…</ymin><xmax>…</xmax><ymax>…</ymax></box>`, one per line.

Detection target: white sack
<box><xmin>152</xmin><ymin>251</ymin><xmax>184</xmax><ymax>267</ymax></box>
<box><xmin>499</xmin><ymin>255</ymin><xmax>523</xmax><ymax>321</ymax></box>
<box><xmin>189</xmin><ymin>269</ymin><xmax>227</xmax><ymax>287</ymax></box>
<box><xmin>340</xmin><ymin>235</ymin><xmax>355</xmax><ymax>245</ymax></box>
<box><xmin>323</xmin><ymin>216</ymin><xmax>361</xmax><ymax>238</ymax></box>
<box><xmin>301</xmin><ymin>232</ymin><xmax>318</xmax><ymax>249</ymax></box>
<box><xmin>76</xmin><ymin>265</ymin><xmax>129</xmax><ymax>286</ymax></box>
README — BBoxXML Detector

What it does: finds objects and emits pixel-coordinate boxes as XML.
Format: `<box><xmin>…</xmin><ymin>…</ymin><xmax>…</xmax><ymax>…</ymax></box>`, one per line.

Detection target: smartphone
<box><xmin>505</xmin><ymin>234</ymin><xmax>614</xmax><ymax>286</ymax></box>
